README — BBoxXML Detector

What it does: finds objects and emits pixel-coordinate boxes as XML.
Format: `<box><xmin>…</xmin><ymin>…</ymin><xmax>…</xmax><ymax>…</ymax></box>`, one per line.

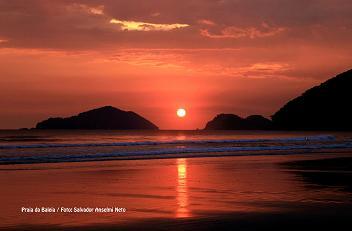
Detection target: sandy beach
<box><xmin>1</xmin><ymin>152</ymin><xmax>352</xmax><ymax>230</ymax></box>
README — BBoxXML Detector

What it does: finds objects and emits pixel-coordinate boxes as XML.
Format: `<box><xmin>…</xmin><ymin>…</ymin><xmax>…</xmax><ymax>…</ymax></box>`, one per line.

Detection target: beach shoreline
<box><xmin>1</xmin><ymin>152</ymin><xmax>352</xmax><ymax>230</ymax></box>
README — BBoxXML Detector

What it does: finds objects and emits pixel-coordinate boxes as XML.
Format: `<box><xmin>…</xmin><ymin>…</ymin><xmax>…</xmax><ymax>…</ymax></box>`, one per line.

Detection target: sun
<box><xmin>177</xmin><ymin>108</ymin><xmax>186</xmax><ymax>118</ymax></box>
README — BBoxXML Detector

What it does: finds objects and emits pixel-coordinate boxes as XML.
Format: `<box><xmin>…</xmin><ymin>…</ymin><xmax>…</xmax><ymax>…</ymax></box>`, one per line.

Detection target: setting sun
<box><xmin>177</xmin><ymin>108</ymin><xmax>186</xmax><ymax>118</ymax></box>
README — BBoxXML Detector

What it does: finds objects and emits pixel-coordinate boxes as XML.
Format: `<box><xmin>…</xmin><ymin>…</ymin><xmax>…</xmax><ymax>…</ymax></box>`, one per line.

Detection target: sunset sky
<box><xmin>1</xmin><ymin>0</ymin><xmax>352</xmax><ymax>129</ymax></box>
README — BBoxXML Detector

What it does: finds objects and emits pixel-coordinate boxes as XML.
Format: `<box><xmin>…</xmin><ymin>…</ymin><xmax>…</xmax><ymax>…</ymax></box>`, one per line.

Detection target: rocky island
<box><xmin>36</xmin><ymin>106</ymin><xmax>158</xmax><ymax>130</ymax></box>
<box><xmin>204</xmin><ymin>114</ymin><xmax>272</xmax><ymax>130</ymax></box>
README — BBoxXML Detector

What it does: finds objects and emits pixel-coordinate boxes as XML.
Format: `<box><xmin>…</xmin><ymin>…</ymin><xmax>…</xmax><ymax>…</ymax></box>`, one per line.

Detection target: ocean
<box><xmin>1</xmin><ymin>130</ymin><xmax>352</xmax><ymax>230</ymax></box>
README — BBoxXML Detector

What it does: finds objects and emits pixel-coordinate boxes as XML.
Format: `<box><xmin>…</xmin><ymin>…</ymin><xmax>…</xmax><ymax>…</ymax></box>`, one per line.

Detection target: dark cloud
<box><xmin>0</xmin><ymin>0</ymin><xmax>351</xmax><ymax>50</ymax></box>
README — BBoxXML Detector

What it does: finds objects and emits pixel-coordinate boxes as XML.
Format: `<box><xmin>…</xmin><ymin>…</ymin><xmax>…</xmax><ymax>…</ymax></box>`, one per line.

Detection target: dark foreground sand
<box><xmin>5</xmin><ymin>207</ymin><xmax>352</xmax><ymax>231</ymax></box>
<box><xmin>1</xmin><ymin>153</ymin><xmax>352</xmax><ymax>231</ymax></box>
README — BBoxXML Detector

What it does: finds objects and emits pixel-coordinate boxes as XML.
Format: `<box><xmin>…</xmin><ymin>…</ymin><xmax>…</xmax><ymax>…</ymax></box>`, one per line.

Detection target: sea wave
<box><xmin>1</xmin><ymin>141</ymin><xmax>351</xmax><ymax>165</ymax></box>
<box><xmin>0</xmin><ymin>135</ymin><xmax>336</xmax><ymax>150</ymax></box>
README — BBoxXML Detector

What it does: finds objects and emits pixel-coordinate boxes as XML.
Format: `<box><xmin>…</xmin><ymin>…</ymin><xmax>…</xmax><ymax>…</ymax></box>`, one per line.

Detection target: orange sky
<box><xmin>0</xmin><ymin>0</ymin><xmax>352</xmax><ymax>129</ymax></box>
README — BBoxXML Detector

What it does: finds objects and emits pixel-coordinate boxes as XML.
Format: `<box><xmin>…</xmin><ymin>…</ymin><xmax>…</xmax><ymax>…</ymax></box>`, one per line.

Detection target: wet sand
<box><xmin>1</xmin><ymin>152</ymin><xmax>352</xmax><ymax>230</ymax></box>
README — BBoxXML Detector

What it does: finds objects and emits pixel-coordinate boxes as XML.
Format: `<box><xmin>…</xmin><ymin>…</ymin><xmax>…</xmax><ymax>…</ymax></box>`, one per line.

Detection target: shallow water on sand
<box><xmin>0</xmin><ymin>154</ymin><xmax>352</xmax><ymax>229</ymax></box>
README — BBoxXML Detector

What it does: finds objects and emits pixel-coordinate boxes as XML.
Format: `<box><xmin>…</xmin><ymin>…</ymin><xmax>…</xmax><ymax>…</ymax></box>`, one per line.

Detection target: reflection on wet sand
<box><xmin>176</xmin><ymin>158</ymin><xmax>189</xmax><ymax>218</ymax></box>
<box><xmin>1</xmin><ymin>155</ymin><xmax>352</xmax><ymax>230</ymax></box>
<box><xmin>282</xmin><ymin>157</ymin><xmax>352</xmax><ymax>193</ymax></box>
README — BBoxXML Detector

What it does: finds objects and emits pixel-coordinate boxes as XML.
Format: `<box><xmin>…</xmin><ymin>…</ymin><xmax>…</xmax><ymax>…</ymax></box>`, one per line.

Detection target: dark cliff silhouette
<box><xmin>205</xmin><ymin>69</ymin><xmax>352</xmax><ymax>130</ymax></box>
<box><xmin>272</xmin><ymin>69</ymin><xmax>352</xmax><ymax>130</ymax></box>
<box><xmin>204</xmin><ymin>114</ymin><xmax>272</xmax><ymax>130</ymax></box>
<box><xmin>36</xmin><ymin>106</ymin><xmax>158</xmax><ymax>130</ymax></box>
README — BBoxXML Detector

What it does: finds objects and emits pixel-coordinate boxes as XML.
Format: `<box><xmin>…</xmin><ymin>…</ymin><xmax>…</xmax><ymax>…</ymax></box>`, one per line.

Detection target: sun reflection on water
<box><xmin>176</xmin><ymin>158</ymin><xmax>190</xmax><ymax>218</ymax></box>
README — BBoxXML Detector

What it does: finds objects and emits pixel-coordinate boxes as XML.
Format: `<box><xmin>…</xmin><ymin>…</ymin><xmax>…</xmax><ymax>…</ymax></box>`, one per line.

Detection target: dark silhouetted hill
<box><xmin>272</xmin><ymin>69</ymin><xmax>352</xmax><ymax>130</ymax></box>
<box><xmin>204</xmin><ymin>114</ymin><xmax>272</xmax><ymax>130</ymax></box>
<box><xmin>245</xmin><ymin>115</ymin><xmax>273</xmax><ymax>130</ymax></box>
<box><xmin>36</xmin><ymin>106</ymin><xmax>158</xmax><ymax>130</ymax></box>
